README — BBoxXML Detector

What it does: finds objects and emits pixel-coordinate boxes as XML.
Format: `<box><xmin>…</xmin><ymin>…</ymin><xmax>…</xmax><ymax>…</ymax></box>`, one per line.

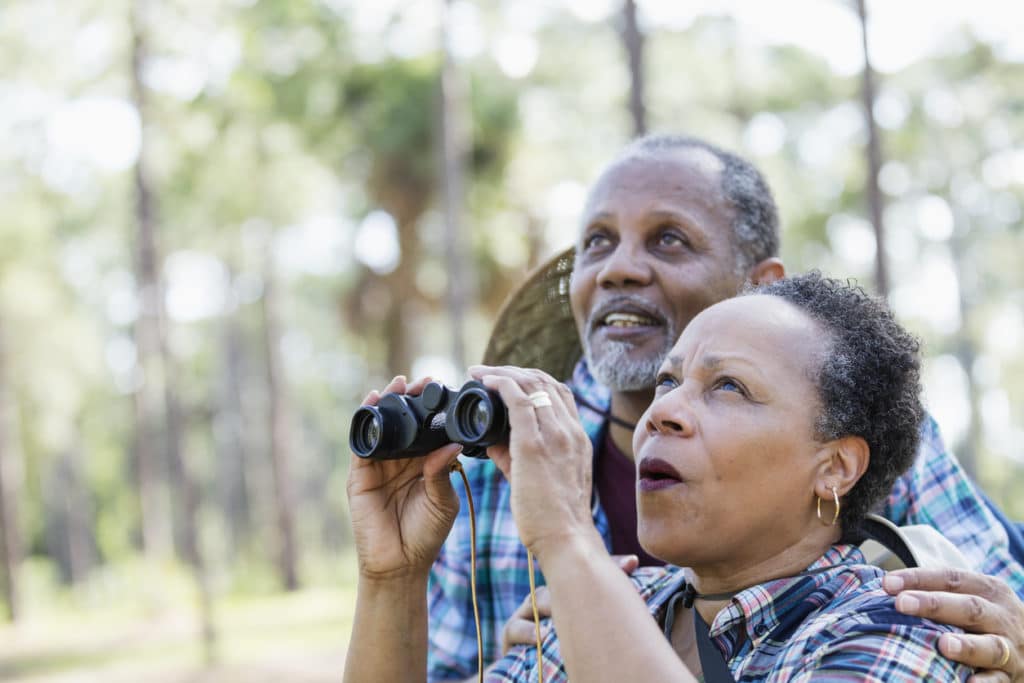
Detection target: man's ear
<box><xmin>747</xmin><ymin>257</ymin><xmax>785</xmax><ymax>285</ymax></box>
<box><xmin>815</xmin><ymin>435</ymin><xmax>870</xmax><ymax>500</ymax></box>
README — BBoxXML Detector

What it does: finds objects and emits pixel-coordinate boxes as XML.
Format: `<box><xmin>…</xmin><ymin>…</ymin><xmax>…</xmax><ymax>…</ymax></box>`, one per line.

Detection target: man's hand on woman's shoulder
<box><xmin>884</xmin><ymin>567</ymin><xmax>1023</xmax><ymax>681</ymax></box>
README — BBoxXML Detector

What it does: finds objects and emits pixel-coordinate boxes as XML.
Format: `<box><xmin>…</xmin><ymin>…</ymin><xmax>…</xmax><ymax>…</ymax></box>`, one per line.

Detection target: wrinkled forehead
<box><xmin>672</xmin><ymin>295</ymin><xmax>825</xmax><ymax>372</ymax></box>
<box><xmin>583</xmin><ymin>146</ymin><xmax>726</xmax><ymax>215</ymax></box>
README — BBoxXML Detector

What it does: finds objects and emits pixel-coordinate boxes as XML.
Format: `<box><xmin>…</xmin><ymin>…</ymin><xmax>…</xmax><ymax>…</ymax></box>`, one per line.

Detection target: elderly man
<box><xmin>426</xmin><ymin>134</ymin><xmax>1024</xmax><ymax>681</ymax></box>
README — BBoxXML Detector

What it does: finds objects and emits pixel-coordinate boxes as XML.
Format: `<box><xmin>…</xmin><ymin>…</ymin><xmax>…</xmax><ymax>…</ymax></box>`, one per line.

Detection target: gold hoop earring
<box><xmin>816</xmin><ymin>485</ymin><xmax>840</xmax><ymax>527</ymax></box>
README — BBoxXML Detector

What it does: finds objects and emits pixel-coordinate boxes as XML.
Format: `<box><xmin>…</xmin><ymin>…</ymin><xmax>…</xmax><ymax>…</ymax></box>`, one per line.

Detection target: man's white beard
<box><xmin>584</xmin><ymin>337</ymin><xmax>672</xmax><ymax>392</ymax></box>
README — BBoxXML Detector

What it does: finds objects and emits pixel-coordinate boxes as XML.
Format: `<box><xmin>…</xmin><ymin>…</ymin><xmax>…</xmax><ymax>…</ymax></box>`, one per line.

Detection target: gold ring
<box><xmin>527</xmin><ymin>391</ymin><xmax>552</xmax><ymax>408</ymax></box>
<box><xmin>996</xmin><ymin>635</ymin><xmax>1011</xmax><ymax>669</ymax></box>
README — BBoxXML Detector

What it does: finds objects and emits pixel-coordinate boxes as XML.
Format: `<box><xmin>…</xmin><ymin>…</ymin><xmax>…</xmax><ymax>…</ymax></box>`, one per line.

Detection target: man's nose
<box><xmin>596</xmin><ymin>241</ymin><xmax>652</xmax><ymax>289</ymax></box>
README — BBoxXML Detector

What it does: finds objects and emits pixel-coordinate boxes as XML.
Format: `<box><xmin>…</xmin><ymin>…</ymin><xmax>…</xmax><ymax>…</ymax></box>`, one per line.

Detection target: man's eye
<box><xmin>583</xmin><ymin>232</ymin><xmax>611</xmax><ymax>251</ymax></box>
<box><xmin>656</xmin><ymin>229</ymin><xmax>689</xmax><ymax>249</ymax></box>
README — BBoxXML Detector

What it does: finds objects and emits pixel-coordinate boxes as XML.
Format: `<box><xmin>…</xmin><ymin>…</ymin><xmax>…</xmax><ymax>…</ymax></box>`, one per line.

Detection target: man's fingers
<box><xmin>965</xmin><ymin>673</ymin><xmax>1012</xmax><ymax>683</ymax></box>
<box><xmin>940</xmin><ymin>633</ymin><xmax>1014</xmax><ymax>671</ymax></box>
<box><xmin>894</xmin><ymin>590</ymin><xmax>997</xmax><ymax>632</ymax></box>
<box><xmin>513</xmin><ymin>585</ymin><xmax>551</xmax><ymax>618</ymax></box>
<box><xmin>502</xmin><ymin>587</ymin><xmax>552</xmax><ymax>654</ymax></box>
<box><xmin>884</xmin><ymin>567</ymin><xmax>1002</xmax><ymax>602</ymax></box>
<box><xmin>502</xmin><ymin>618</ymin><xmax>549</xmax><ymax>654</ymax></box>
<box><xmin>614</xmin><ymin>554</ymin><xmax>639</xmax><ymax>575</ymax></box>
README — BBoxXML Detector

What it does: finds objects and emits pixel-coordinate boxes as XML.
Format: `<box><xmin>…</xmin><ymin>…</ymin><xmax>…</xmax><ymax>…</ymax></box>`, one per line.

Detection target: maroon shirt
<box><xmin>593</xmin><ymin>430</ymin><xmax>664</xmax><ymax>567</ymax></box>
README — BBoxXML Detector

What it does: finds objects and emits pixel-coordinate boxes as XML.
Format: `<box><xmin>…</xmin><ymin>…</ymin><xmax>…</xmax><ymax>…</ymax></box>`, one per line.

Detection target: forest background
<box><xmin>1</xmin><ymin>0</ymin><xmax>1022</xmax><ymax>680</ymax></box>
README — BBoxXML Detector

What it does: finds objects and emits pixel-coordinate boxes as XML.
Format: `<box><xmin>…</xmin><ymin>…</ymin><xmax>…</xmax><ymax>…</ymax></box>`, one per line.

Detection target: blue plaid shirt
<box><xmin>487</xmin><ymin>545</ymin><xmax>972</xmax><ymax>682</ymax></box>
<box><xmin>426</xmin><ymin>360</ymin><xmax>1024</xmax><ymax>681</ymax></box>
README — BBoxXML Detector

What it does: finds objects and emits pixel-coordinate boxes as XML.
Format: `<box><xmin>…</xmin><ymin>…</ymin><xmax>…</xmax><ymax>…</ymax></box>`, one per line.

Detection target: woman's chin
<box><xmin>637</xmin><ymin>521</ymin><xmax>697</xmax><ymax>567</ymax></box>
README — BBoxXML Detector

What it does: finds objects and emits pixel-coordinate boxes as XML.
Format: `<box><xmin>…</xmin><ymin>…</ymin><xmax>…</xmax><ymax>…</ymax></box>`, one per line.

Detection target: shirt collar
<box><xmin>709</xmin><ymin>544</ymin><xmax>866</xmax><ymax>656</ymax></box>
<box><xmin>570</xmin><ymin>358</ymin><xmax>610</xmax><ymax>411</ymax></box>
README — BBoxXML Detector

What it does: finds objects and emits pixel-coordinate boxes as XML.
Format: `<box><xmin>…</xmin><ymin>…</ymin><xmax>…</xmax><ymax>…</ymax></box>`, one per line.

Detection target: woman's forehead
<box><xmin>672</xmin><ymin>295</ymin><xmax>823</xmax><ymax>370</ymax></box>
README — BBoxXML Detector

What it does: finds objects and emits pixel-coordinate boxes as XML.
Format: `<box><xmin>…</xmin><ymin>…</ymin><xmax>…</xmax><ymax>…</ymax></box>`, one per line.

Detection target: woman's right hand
<box><xmin>346</xmin><ymin>375</ymin><xmax>463</xmax><ymax>583</ymax></box>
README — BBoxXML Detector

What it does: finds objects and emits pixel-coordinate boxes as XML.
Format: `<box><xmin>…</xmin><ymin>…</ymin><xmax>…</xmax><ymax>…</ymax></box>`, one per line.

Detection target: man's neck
<box><xmin>608</xmin><ymin>388</ymin><xmax>653</xmax><ymax>460</ymax></box>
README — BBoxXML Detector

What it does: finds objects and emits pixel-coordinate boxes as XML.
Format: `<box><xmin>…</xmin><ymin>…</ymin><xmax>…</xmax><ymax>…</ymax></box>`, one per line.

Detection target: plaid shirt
<box><xmin>426</xmin><ymin>360</ymin><xmax>1024</xmax><ymax>681</ymax></box>
<box><xmin>488</xmin><ymin>545</ymin><xmax>972</xmax><ymax>682</ymax></box>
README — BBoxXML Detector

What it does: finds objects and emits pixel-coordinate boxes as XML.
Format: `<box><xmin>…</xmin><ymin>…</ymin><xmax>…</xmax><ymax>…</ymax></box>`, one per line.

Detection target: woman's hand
<box><xmin>469</xmin><ymin>365</ymin><xmax>599</xmax><ymax>560</ymax></box>
<box><xmin>347</xmin><ymin>375</ymin><xmax>463</xmax><ymax>583</ymax></box>
<box><xmin>883</xmin><ymin>567</ymin><xmax>1023</xmax><ymax>681</ymax></box>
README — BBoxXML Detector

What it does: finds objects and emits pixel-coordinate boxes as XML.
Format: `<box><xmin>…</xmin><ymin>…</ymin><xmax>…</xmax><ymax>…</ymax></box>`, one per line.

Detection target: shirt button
<box><xmin>754</xmin><ymin>624</ymin><xmax>768</xmax><ymax>637</ymax></box>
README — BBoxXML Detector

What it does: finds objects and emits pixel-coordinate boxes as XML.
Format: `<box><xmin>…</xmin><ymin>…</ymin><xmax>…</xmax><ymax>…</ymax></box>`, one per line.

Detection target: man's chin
<box><xmin>585</xmin><ymin>349</ymin><xmax>662</xmax><ymax>392</ymax></box>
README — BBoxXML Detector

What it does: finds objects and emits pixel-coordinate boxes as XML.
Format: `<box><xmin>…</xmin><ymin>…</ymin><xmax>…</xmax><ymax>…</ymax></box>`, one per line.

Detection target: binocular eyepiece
<box><xmin>349</xmin><ymin>380</ymin><xmax>509</xmax><ymax>460</ymax></box>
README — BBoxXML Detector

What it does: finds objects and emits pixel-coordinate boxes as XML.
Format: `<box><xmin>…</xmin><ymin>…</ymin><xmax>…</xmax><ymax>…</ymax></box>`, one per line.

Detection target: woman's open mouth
<box><xmin>638</xmin><ymin>457</ymin><xmax>684</xmax><ymax>492</ymax></box>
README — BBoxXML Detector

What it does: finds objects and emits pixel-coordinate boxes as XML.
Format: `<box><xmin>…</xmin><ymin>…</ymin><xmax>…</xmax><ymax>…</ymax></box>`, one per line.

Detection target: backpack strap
<box><xmin>858</xmin><ymin>513</ymin><xmax>973</xmax><ymax>571</ymax></box>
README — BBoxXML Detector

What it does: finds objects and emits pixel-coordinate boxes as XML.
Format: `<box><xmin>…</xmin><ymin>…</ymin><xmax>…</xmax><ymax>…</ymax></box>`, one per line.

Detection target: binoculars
<box><xmin>349</xmin><ymin>380</ymin><xmax>509</xmax><ymax>460</ymax></box>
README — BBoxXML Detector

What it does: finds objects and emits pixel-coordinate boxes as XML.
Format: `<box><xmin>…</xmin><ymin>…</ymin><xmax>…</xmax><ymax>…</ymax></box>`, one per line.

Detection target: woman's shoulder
<box><xmin>796</xmin><ymin>550</ymin><xmax>954</xmax><ymax>638</ymax></box>
<box><xmin>780</xmin><ymin>560</ymin><xmax>971</xmax><ymax>681</ymax></box>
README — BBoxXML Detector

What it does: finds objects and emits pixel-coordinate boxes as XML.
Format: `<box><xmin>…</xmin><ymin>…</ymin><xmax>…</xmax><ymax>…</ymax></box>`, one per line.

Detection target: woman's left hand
<box><xmin>883</xmin><ymin>567</ymin><xmax>1023</xmax><ymax>681</ymax></box>
<box><xmin>469</xmin><ymin>365</ymin><xmax>598</xmax><ymax>558</ymax></box>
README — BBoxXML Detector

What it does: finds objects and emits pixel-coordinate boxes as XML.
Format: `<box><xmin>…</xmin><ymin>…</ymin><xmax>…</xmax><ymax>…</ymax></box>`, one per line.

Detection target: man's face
<box><xmin>569</xmin><ymin>148</ymin><xmax>748</xmax><ymax>392</ymax></box>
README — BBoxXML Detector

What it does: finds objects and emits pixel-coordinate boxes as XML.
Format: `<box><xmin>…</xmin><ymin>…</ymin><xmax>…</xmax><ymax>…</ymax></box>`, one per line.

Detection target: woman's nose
<box><xmin>645</xmin><ymin>391</ymin><xmax>695</xmax><ymax>438</ymax></box>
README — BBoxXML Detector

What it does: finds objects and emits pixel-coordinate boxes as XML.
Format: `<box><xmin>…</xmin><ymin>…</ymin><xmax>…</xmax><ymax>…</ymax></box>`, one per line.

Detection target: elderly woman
<box><xmin>344</xmin><ymin>273</ymin><xmax>971</xmax><ymax>681</ymax></box>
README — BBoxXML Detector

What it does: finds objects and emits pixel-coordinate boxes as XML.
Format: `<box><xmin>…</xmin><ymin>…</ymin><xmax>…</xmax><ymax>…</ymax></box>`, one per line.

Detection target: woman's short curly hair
<box><xmin>745</xmin><ymin>272</ymin><xmax>924</xmax><ymax>532</ymax></box>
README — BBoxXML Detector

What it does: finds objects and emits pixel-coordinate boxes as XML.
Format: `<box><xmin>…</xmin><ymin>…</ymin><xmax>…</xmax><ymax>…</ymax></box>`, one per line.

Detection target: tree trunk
<box><xmin>620</xmin><ymin>0</ymin><xmax>647</xmax><ymax>138</ymax></box>
<box><xmin>0</xmin><ymin>318</ymin><xmax>20</xmax><ymax>622</ymax></box>
<box><xmin>131</xmin><ymin>0</ymin><xmax>217</xmax><ymax>662</ymax></box>
<box><xmin>949</xmin><ymin>210</ymin><xmax>980</xmax><ymax>478</ymax></box>
<box><xmin>855</xmin><ymin>0</ymin><xmax>889</xmax><ymax>296</ymax></box>
<box><xmin>129</xmin><ymin>0</ymin><xmax>171</xmax><ymax>559</ymax></box>
<box><xmin>260</xmin><ymin>253</ymin><xmax>299</xmax><ymax>591</ymax></box>
<box><xmin>215</xmin><ymin>296</ymin><xmax>252</xmax><ymax>554</ymax></box>
<box><xmin>44</xmin><ymin>446</ymin><xmax>96</xmax><ymax>586</ymax></box>
<box><xmin>439</xmin><ymin>0</ymin><xmax>470</xmax><ymax>371</ymax></box>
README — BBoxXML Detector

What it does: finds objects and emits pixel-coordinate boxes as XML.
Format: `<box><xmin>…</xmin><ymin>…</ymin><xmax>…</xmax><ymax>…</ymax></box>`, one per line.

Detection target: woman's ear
<box><xmin>815</xmin><ymin>435</ymin><xmax>870</xmax><ymax>499</ymax></box>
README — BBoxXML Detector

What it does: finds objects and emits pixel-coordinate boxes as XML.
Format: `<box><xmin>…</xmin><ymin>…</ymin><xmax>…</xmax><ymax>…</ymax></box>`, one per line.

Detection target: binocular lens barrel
<box><xmin>350</xmin><ymin>406</ymin><xmax>385</xmax><ymax>458</ymax></box>
<box><xmin>450</xmin><ymin>387</ymin><xmax>506</xmax><ymax>445</ymax></box>
<box><xmin>348</xmin><ymin>380</ymin><xmax>509</xmax><ymax>461</ymax></box>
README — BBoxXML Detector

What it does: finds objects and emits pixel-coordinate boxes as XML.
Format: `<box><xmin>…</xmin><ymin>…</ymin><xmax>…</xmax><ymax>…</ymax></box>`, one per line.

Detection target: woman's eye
<box><xmin>655</xmin><ymin>374</ymin><xmax>678</xmax><ymax>392</ymax></box>
<box><xmin>715</xmin><ymin>378</ymin><xmax>744</xmax><ymax>395</ymax></box>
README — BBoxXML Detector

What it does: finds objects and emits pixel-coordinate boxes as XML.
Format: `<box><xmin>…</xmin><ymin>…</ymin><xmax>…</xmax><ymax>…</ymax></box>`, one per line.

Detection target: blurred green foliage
<box><xmin>0</xmin><ymin>0</ymin><xmax>1022</xmax><ymax>676</ymax></box>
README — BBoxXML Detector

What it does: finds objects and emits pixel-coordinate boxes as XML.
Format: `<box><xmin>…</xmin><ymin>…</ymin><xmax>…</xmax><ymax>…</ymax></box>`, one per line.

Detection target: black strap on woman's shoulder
<box><xmin>694</xmin><ymin>610</ymin><xmax>737</xmax><ymax>683</ymax></box>
<box><xmin>662</xmin><ymin>586</ymin><xmax>737</xmax><ymax>683</ymax></box>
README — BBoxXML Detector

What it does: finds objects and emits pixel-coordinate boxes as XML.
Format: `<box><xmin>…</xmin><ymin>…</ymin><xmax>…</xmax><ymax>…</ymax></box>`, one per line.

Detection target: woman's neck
<box><xmin>687</xmin><ymin>529</ymin><xmax>841</xmax><ymax>625</ymax></box>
